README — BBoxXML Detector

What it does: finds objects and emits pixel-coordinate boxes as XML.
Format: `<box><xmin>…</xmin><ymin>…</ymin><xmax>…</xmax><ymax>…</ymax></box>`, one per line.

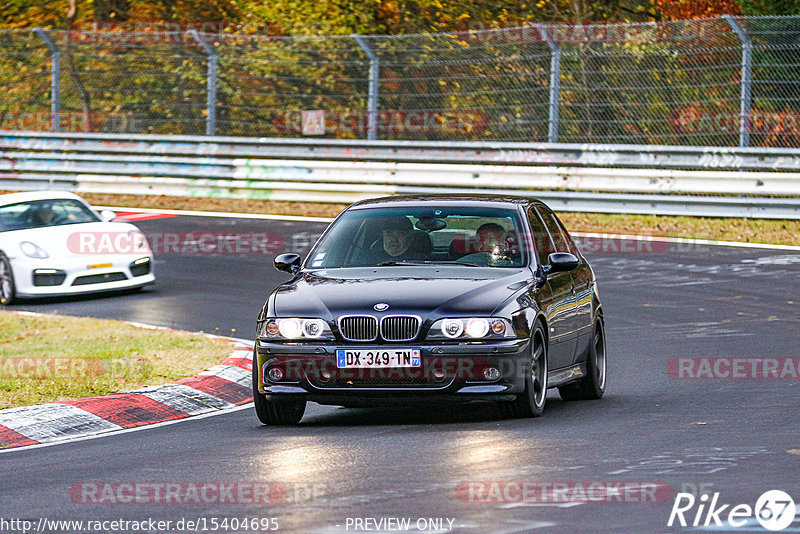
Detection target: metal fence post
<box><xmin>538</xmin><ymin>25</ymin><xmax>561</xmax><ymax>143</ymax></box>
<box><xmin>33</xmin><ymin>28</ymin><xmax>61</xmax><ymax>132</ymax></box>
<box><xmin>352</xmin><ymin>34</ymin><xmax>379</xmax><ymax>141</ymax></box>
<box><xmin>189</xmin><ymin>30</ymin><xmax>217</xmax><ymax>136</ymax></box>
<box><xmin>723</xmin><ymin>15</ymin><xmax>752</xmax><ymax>148</ymax></box>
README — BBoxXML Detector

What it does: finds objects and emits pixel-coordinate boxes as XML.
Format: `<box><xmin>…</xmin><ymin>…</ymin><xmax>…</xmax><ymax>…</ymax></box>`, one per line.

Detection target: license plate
<box><xmin>88</xmin><ymin>262</ymin><xmax>113</xmax><ymax>269</ymax></box>
<box><xmin>336</xmin><ymin>348</ymin><xmax>421</xmax><ymax>369</ymax></box>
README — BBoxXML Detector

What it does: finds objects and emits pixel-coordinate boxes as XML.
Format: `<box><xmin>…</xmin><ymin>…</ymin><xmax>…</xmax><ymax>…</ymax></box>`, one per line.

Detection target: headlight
<box><xmin>260</xmin><ymin>318</ymin><xmax>333</xmax><ymax>340</ymax></box>
<box><xmin>466</xmin><ymin>318</ymin><xmax>490</xmax><ymax>338</ymax></box>
<box><xmin>441</xmin><ymin>318</ymin><xmax>464</xmax><ymax>338</ymax></box>
<box><xmin>20</xmin><ymin>241</ymin><xmax>49</xmax><ymax>259</ymax></box>
<box><xmin>133</xmin><ymin>232</ymin><xmax>146</xmax><ymax>250</ymax></box>
<box><xmin>428</xmin><ymin>318</ymin><xmax>515</xmax><ymax>340</ymax></box>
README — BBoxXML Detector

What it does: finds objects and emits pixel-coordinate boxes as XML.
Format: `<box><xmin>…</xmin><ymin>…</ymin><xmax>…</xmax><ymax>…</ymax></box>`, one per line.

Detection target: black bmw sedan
<box><xmin>253</xmin><ymin>195</ymin><xmax>606</xmax><ymax>425</ymax></box>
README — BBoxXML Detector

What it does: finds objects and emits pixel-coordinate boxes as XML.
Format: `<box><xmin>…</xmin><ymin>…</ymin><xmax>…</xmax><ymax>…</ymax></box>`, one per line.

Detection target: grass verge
<box><xmin>0</xmin><ymin>311</ymin><xmax>234</xmax><ymax>409</ymax></box>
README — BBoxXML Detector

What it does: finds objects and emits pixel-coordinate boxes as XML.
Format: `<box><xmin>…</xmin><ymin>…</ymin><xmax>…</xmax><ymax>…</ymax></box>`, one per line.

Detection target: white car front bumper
<box><xmin>12</xmin><ymin>254</ymin><xmax>155</xmax><ymax>298</ymax></box>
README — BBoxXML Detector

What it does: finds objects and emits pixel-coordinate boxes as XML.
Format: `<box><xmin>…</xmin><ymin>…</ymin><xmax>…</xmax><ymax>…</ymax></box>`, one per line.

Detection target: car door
<box><xmin>527</xmin><ymin>207</ymin><xmax>577</xmax><ymax>371</ymax></box>
<box><xmin>540</xmin><ymin>206</ymin><xmax>594</xmax><ymax>363</ymax></box>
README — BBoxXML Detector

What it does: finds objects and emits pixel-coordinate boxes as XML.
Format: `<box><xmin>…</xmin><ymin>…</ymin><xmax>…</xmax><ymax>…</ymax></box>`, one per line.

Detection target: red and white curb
<box><xmin>111</xmin><ymin>211</ymin><xmax>178</xmax><ymax>222</ymax></box>
<box><xmin>0</xmin><ymin>314</ymin><xmax>254</xmax><ymax>450</ymax></box>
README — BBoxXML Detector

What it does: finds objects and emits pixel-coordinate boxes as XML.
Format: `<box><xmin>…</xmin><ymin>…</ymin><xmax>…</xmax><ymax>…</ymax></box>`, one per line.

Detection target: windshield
<box><xmin>0</xmin><ymin>199</ymin><xmax>100</xmax><ymax>232</ymax></box>
<box><xmin>306</xmin><ymin>205</ymin><xmax>528</xmax><ymax>269</ymax></box>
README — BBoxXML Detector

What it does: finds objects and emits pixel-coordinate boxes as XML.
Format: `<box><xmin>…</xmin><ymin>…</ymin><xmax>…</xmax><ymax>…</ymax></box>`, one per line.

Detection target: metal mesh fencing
<box><xmin>0</xmin><ymin>30</ymin><xmax>53</xmax><ymax>131</ymax></box>
<box><xmin>0</xmin><ymin>15</ymin><xmax>798</xmax><ymax>147</ymax></box>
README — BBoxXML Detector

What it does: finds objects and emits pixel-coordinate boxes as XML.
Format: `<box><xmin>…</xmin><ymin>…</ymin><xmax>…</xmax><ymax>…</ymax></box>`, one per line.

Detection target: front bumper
<box><xmin>12</xmin><ymin>254</ymin><xmax>155</xmax><ymax>298</ymax></box>
<box><xmin>255</xmin><ymin>338</ymin><xmax>530</xmax><ymax>405</ymax></box>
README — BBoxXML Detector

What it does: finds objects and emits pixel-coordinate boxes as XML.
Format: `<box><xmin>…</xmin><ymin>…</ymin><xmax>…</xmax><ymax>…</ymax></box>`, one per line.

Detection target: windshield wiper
<box><xmin>379</xmin><ymin>260</ymin><xmax>482</xmax><ymax>267</ymax></box>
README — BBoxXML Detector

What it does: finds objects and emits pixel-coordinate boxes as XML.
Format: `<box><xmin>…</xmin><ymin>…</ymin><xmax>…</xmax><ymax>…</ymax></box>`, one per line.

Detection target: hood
<box><xmin>271</xmin><ymin>266</ymin><xmax>531</xmax><ymax>319</ymax></box>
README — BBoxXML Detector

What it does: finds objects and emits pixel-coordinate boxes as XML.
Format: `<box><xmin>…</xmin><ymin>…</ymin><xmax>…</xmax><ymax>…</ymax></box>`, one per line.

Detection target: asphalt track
<box><xmin>2</xmin><ymin>213</ymin><xmax>800</xmax><ymax>533</ymax></box>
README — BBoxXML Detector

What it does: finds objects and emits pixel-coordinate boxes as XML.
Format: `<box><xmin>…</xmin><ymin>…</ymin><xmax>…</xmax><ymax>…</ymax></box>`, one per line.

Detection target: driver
<box><xmin>34</xmin><ymin>205</ymin><xmax>57</xmax><ymax>226</ymax></box>
<box><xmin>379</xmin><ymin>216</ymin><xmax>414</xmax><ymax>258</ymax></box>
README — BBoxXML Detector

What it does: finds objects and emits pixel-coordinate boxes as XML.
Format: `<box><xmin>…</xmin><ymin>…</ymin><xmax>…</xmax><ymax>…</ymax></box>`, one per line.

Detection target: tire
<box><xmin>0</xmin><ymin>253</ymin><xmax>16</xmax><ymax>306</ymax></box>
<box><xmin>252</xmin><ymin>349</ymin><xmax>306</xmax><ymax>425</ymax></box>
<box><xmin>500</xmin><ymin>322</ymin><xmax>548</xmax><ymax>418</ymax></box>
<box><xmin>559</xmin><ymin>317</ymin><xmax>607</xmax><ymax>401</ymax></box>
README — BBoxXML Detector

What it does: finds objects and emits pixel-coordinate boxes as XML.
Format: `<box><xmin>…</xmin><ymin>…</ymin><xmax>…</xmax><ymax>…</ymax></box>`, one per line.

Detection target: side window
<box><xmin>550</xmin><ymin>212</ymin><xmax>581</xmax><ymax>256</ymax></box>
<box><xmin>527</xmin><ymin>208</ymin><xmax>554</xmax><ymax>267</ymax></box>
<box><xmin>536</xmin><ymin>206</ymin><xmax>569</xmax><ymax>254</ymax></box>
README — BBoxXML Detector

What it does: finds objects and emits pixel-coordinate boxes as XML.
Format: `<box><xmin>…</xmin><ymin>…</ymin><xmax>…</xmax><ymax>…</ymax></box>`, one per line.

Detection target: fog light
<box><xmin>483</xmin><ymin>367</ymin><xmax>501</xmax><ymax>381</ymax></box>
<box><xmin>320</xmin><ymin>368</ymin><xmax>332</xmax><ymax>380</ymax></box>
<box><xmin>267</xmin><ymin>367</ymin><xmax>284</xmax><ymax>381</ymax></box>
<box><xmin>432</xmin><ymin>368</ymin><xmax>446</xmax><ymax>380</ymax></box>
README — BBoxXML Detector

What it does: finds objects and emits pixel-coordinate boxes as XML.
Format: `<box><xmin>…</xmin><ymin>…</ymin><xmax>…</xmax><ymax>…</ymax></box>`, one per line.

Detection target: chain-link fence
<box><xmin>1</xmin><ymin>15</ymin><xmax>799</xmax><ymax>147</ymax></box>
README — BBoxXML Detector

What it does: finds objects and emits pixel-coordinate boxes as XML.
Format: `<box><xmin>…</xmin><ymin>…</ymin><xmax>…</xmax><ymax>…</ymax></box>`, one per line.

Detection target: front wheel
<box><xmin>0</xmin><ymin>254</ymin><xmax>16</xmax><ymax>306</ymax></box>
<box><xmin>559</xmin><ymin>317</ymin><xmax>606</xmax><ymax>401</ymax></box>
<box><xmin>252</xmin><ymin>349</ymin><xmax>306</xmax><ymax>425</ymax></box>
<box><xmin>500</xmin><ymin>322</ymin><xmax>548</xmax><ymax>418</ymax></box>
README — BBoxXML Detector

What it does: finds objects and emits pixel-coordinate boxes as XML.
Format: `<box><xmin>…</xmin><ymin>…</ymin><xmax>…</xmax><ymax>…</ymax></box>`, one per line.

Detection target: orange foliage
<box><xmin>656</xmin><ymin>0</ymin><xmax>740</xmax><ymax>20</ymax></box>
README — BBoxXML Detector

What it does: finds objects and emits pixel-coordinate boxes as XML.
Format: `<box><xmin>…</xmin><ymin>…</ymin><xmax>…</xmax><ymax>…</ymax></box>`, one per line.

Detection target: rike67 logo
<box><xmin>668</xmin><ymin>490</ymin><xmax>796</xmax><ymax>531</ymax></box>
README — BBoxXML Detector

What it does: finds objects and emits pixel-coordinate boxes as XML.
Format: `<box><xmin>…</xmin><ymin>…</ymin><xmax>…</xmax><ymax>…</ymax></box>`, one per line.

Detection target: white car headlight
<box><xmin>20</xmin><ymin>241</ymin><xmax>49</xmax><ymax>259</ymax></box>
<box><xmin>132</xmin><ymin>231</ymin><xmax>148</xmax><ymax>251</ymax></box>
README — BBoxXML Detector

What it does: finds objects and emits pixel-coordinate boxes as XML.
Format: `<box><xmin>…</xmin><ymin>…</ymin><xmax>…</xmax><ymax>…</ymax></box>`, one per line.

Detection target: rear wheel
<box><xmin>559</xmin><ymin>317</ymin><xmax>606</xmax><ymax>401</ymax></box>
<box><xmin>252</xmin><ymin>349</ymin><xmax>306</xmax><ymax>425</ymax></box>
<box><xmin>0</xmin><ymin>254</ymin><xmax>16</xmax><ymax>306</ymax></box>
<box><xmin>500</xmin><ymin>323</ymin><xmax>548</xmax><ymax>418</ymax></box>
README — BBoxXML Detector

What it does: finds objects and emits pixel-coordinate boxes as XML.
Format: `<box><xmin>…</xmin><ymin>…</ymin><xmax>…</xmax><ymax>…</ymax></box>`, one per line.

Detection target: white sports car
<box><xmin>0</xmin><ymin>191</ymin><xmax>155</xmax><ymax>304</ymax></box>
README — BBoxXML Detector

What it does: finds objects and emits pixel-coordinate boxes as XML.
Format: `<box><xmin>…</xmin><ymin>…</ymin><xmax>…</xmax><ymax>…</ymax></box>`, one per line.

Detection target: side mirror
<box><xmin>545</xmin><ymin>252</ymin><xmax>580</xmax><ymax>274</ymax></box>
<box><xmin>274</xmin><ymin>253</ymin><xmax>302</xmax><ymax>274</ymax></box>
<box><xmin>100</xmin><ymin>210</ymin><xmax>117</xmax><ymax>222</ymax></box>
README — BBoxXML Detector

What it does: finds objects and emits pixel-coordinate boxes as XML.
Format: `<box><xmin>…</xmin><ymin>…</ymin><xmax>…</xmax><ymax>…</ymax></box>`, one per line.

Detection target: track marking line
<box><xmin>99</xmin><ymin>205</ymin><xmax>800</xmax><ymax>251</ymax></box>
<box><xmin>97</xmin><ymin>205</ymin><xmax>334</xmax><ymax>223</ymax></box>
<box><xmin>498</xmin><ymin>502</ymin><xmax>585</xmax><ymax>509</ymax></box>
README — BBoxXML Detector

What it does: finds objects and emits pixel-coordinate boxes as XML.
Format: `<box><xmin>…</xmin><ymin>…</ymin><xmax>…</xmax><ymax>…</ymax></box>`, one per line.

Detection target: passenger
<box><xmin>476</xmin><ymin>222</ymin><xmax>507</xmax><ymax>254</ymax></box>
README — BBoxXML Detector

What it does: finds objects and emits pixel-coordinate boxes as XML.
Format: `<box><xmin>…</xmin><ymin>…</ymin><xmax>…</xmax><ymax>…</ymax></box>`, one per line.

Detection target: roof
<box><xmin>0</xmin><ymin>190</ymin><xmax>86</xmax><ymax>207</ymax></box>
<box><xmin>349</xmin><ymin>194</ymin><xmax>538</xmax><ymax>210</ymax></box>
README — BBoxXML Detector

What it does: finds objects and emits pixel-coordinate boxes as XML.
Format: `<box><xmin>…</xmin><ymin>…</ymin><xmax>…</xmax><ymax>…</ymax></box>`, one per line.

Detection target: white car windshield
<box><xmin>0</xmin><ymin>199</ymin><xmax>100</xmax><ymax>232</ymax></box>
<box><xmin>306</xmin><ymin>206</ymin><xmax>528</xmax><ymax>269</ymax></box>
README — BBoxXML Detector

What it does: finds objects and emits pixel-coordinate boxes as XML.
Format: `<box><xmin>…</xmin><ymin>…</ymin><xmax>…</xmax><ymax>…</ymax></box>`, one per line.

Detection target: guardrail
<box><xmin>2</xmin><ymin>131</ymin><xmax>799</xmax><ymax>219</ymax></box>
